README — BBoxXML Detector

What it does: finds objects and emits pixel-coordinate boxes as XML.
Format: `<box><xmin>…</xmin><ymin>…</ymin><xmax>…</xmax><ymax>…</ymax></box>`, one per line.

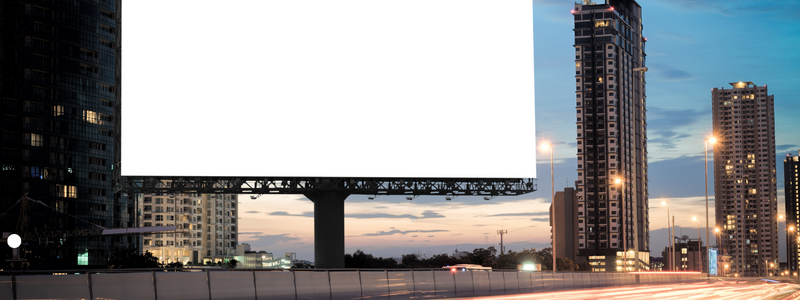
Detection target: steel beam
<box><xmin>116</xmin><ymin>176</ymin><xmax>536</xmax><ymax>195</ymax></box>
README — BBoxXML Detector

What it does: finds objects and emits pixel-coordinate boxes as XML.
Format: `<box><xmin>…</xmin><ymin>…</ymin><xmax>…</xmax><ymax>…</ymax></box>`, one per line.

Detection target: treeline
<box><xmin>343</xmin><ymin>247</ymin><xmax>590</xmax><ymax>271</ymax></box>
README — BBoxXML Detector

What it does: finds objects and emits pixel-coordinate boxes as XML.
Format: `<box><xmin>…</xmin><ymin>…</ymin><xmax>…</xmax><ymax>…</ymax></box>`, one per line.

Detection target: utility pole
<box><xmin>497</xmin><ymin>230</ymin><xmax>508</xmax><ymax>254</ymax></box>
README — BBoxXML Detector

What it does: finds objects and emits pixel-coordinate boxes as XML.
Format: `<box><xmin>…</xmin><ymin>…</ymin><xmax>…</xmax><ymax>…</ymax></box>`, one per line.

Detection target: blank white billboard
<box><xmin>122</xmin><ymin>0</ymin><xmax>535</xmax><ymax>178</ymax></box>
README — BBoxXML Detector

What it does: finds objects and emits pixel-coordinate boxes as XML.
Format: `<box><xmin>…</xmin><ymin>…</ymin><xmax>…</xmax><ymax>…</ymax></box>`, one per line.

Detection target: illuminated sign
<box><xmin>708</xmin><ymin>249</ymin><xmax>718</xmax><ymax>275</ymax></box>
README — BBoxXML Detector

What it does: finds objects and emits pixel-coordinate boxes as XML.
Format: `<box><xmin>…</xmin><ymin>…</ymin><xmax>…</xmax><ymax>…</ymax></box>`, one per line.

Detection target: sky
<box><xmin>237</xmin><ymin>0</ymin><xmax>800</xmax><ymax>262</ymax></box>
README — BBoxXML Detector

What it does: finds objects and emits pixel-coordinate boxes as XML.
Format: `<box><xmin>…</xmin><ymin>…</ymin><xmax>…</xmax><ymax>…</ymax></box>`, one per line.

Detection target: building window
<box><xmin>56</xmin><ymin>184</ymin><xmax>77</xmax><ymax>198</ymax></box>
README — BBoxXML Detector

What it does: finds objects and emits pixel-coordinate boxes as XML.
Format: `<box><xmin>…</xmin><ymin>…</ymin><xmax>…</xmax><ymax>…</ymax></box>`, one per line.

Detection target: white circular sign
<box><xmin>7</xmin><ymin>234</ymin><xmax>21</xmax><ymax>249</ymax></box>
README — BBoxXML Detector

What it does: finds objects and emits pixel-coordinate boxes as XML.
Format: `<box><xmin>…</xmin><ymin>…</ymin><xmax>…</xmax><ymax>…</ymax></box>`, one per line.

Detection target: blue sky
<box><xmin>238</xmin><ymin>0</ymin><xmax>800</xmax><ymax>262</ymax></box>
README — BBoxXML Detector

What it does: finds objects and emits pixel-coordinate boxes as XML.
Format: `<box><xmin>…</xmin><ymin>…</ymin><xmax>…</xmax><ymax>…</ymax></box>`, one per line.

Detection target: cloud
<box><xmin>531</xmin><ymin>218</ymin><xmax>550</xmax><ymax>222</ymax></box>
<box><xmin>648</xmin><ymin>156</ymin><xmax>712</xmax><ymax>198</ymax></box>
<box><xmin>245</xmin><ymin>211</ymin><xmax>260</xmax><ymax>214</ymax></box>
<box><xmin>649</xmin><ymin>64</ymin><xmax>696</xmax><ymax>82</ymax></box>
<box><xmin>269</xmin><ymin>211</ymin><xmax>314</xmax><ymax>217</ymax></box>
<box><xmin>241</xmin><ymin>233</ymin><xmax>301</xmax><ymax>247</ymax></box>
<box><xmin>420</xmin><ymin>211</ymin><xmax>445</xmax><ymax>218</ymax></box>
<box><xmin>777</xmin><ymin>144</ymin><xmax>799</xmax><ymax>152</ymax></box>
<box><xmin>647</xmin><ymin>107</ymin><xmax>709</xmax><ymax>131</ymax></box>
<box><xmin>484</xmin><ymin>211</ymin><xmax>550</xmax><ymax>217</ymax></box>
<box><xmin>361</xmin><ymin>229</ymin><xmax>449</xmax><ymax>237</ymax></box>
<box><xmin>346</xmin><ymin>210</ymin><xmax>444</xmax><ymax>220</ymax></box>
<box><xmin>238</xmin><ymin>232</ymin><xmax>263</xmax><ymax>235</ymax></box>
<box><xmin>662</xmin><ymin>0</ymin><xmax>800</xmax><ymax>17</ymax></box>
<box><xmin>428</xmin><ymin>235</ymin><xmax>434</xmax><ymax>237</ymax></box>
<box><xmin>654</xmin><ymin>31</ymin><xmax>695</xmax><ymax>43</ymax></box>
<box><xmin>412</xmin><ymin>235</ymin><xmax>418</xmax><ymax>238</ymax></box>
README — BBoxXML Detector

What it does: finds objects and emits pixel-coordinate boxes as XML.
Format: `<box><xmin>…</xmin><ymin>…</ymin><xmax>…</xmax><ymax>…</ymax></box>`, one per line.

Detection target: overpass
<box><xmin>117</xmin><ymin>176</ymin><xmax>537</xmax><ymax>268</ymax></box>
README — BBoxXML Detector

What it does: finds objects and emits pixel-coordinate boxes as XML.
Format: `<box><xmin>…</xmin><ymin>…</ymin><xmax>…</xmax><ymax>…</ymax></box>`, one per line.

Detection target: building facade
<box><xmin>1</xmin><ymin>0</ymin><xmax>136</xmax><ymax>267</ymax></box>
<box><xmin>712</xmin><ymin>81</ymin><xmax>777</xmax><ymax>277</ymax></box>
<box><xmin>141</xmin><ymin>193</ymin><xmax>238</xmax><ymax>265</ymax></box>
<box><xmin>550</xmin><ymin>188</ymin><xmax>579</xmax><ymax>263</ymax></box>
<box><xmin>785</xmin><ymin>151</ymin><xmax>800</xmax><ymax>273</ymax></box>
<box><xmin>573</xmin><ymin>0</ymin><xmax>649</xmax><ymax>271</ymax></box>
<box><xmin>661</xmin><ymin>238</ymin><xmax>707</xmax><ymax>272</ymax></box>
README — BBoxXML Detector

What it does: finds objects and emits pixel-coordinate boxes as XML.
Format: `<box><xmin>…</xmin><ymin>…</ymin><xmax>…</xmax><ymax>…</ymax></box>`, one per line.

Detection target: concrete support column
<box><xmin>305</xmin><ymin>192</ymin><xmax>349</xmax><ymax>268</ymax></box>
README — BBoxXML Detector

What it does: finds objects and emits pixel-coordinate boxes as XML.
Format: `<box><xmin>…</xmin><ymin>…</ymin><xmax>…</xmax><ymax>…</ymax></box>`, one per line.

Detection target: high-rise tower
<box><xmin>712</xmin><ymin>81</ymin><xmax>777</xmax><ymax>277</ymax></box>
<box><xmin>0</xmin><ymin>1</ymin><xmax>133</xmax><ymax>267</ymax></box>
<box><xmin>784</xmin><ymin>151</ymin><xmax>799</xmax><ymax>273</ymax></box>
<box><xmin>573</xmin><ymin>0</ymin><xmax>649</xmax><ymax>271</ymax></box>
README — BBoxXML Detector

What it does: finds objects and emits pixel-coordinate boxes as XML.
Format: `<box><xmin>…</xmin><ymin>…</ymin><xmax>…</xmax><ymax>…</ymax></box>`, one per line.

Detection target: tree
<box><xmin>496</xmin><ymin>248</ymin><xmax>544</xmax><ymax>270</ymax></box>
<box><xmin>108</xmin><ymin>248</ymin><xmax>160</xmax><ymax>269</ymax></box>
<box><xmin>293</xmin><ymin>261</ymin><xmax>314</xmax><ymax>269</ymax></box>
<box><xmin>225</xmin><ymin>258</ymin><xmax>238</xmax><ymax>269</ymax></box>
<box><xmin>533</xmin><ymin>247</ymin><xmax>580</xmax><ymax>271</ymax></box>
<box><xmin>165</xmin><ymin>261</ymin><xmax>184</xmax><ymax>269</ymax></box>
<box><xmin>345</xmin><ymin>250</ymin><xmax>398</xmax><ymax>268</ymax></box>
<box><xmin>466</xmin><ymin>247</ymin><xmax>497</xmax><ymax>267</ymax></box>
<box><xmin>401</xmin><ymin>254</ymin><xmax>422</xmax><ymax>268</ymax></box>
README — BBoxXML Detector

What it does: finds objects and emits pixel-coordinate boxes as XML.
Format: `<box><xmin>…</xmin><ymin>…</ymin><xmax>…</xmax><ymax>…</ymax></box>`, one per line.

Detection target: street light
<box><xmin>541</xmin><ymin>142</ymin><xmax>555</xmax><ymax>273</ymax></box>
<box><xmin>704</xmin><ymin>136</ymin><xmax>716</xmax><ymax>276</ymax></box>
<box><xmin>693</xmin><ymin>216</ymin><xmax>700</xmax><ymax>272</ymax></box>
<box><xmin>662</xmin><ymin>201</ymin><xmax>673</xmax><ymax>271</ymax></box>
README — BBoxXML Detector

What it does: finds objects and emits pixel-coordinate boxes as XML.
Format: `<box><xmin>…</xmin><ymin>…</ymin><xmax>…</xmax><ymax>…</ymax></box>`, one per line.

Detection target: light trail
<box><xmin>457</xmin><ymin>279</ymin><xmax>800</xmax><ymax>300</ymax></box>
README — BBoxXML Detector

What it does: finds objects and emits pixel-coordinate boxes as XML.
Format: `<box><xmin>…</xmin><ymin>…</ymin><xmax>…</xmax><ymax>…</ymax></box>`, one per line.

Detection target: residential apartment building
<box><xmin>573</xmin><ymin>0</ymin><xmax>649</xmax><ymax>271</ymax></box>
<box><xmin>785</xmin><ymin>151</ymin><xmax>800</xmax><ymax>273</ymax></box>
<box><xmin>712</xmin><ymin>81</ymin><xmax>777</xmax><ymax>277</ymax></box>
<box><xmin>141</xmin><ymin>193</ymin><xmax>238</xmax><ymax>265</ymax></box>
<box><xmin>550</xmin><ymin>188</ymin><xmax>579</xmax><ymax>263</ymax></box>
<box><xmin>0</xmin><ymin>0</ymin><xmax>136</xmax><ymax>267</ymax></box>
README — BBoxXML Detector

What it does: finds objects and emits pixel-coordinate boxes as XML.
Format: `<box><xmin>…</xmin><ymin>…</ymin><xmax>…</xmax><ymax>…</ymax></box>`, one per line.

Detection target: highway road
<box><xmin>461</xmin><ymin>279</ymin><xmax>800</xmax><ymax>300</ymax></box>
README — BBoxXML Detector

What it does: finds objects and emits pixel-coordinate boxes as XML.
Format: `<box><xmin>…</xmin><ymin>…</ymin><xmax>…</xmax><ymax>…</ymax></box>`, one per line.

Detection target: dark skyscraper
<box><xmin>785</xmin><ymin>151</ymin><xmax>800</xmax><ymax>273</ymax></box>
<box><xmin>712</xmin><ymin>82</ymin><xmax>777</xmax><ymax>276</ymax></box>
<box><xmin>573</xmin><ymin>0</ymin><xmax>649</xmax><ymax>271</ymax></box>
<box><xmin>1</xmin><ymin>0</ymin><xmax>135</xmax><ymax>267</ymax></box>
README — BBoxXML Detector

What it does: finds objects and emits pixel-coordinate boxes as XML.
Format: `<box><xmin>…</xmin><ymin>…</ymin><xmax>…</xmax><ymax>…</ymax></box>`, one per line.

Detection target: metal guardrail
<box><xmin>0</xmin><ymin>269</ymin><xmax>708</xmax><ymax>300</ymax></box>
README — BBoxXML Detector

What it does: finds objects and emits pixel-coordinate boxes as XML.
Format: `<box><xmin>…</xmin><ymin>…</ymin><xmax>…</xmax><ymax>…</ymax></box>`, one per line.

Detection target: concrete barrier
<box><xmin>0</xmin><ymin>269</ymin><xmax>710</xmax><ymax>300</ymax></box>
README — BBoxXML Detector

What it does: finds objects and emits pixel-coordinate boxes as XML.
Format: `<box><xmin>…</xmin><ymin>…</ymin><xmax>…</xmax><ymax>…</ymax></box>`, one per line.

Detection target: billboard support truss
<box><xmin>116</xmin><ymin>176</ymin><xmax>537</xmax><ymax>268</ymax></box>
<box><xmin>116</xmin><ymin>176</ymin><xmax>536</xmax><ymax>196</ymax></box>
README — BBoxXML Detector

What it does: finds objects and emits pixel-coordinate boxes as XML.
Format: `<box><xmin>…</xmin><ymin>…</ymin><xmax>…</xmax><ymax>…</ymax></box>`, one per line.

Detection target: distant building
<box><xmin>712</xmin><ymin>81</ymin><xmax>777</xmax><ymax>277</ymax></box>
<box><xmin>550</xmin><ymin>188</ymin><xmax>579</xmax><ymax>263</ymax></box>
<box><xmin>141</xmin><ymin>193</ymin><xmax>238</xmax><ymax>265</ymax></box>
<box><xmin>785</xmin><ymin>151</ymin><xmax>800</xmax><ymax>273</ymax></box>
<box><xmin>572</xmin><ymin>0</ymin><xmax>650</xmax><ymax>272</ymax></box>
<box><xmin>650</xmin><ymin>256</ymin><xmax>663</xmax><ymax>271</ymax></box>
<box><xmin>661</xmin><ymin>238</ymin><xmax>706</xmax><ymax>272</ymax></box>
<box><xmin>233</xmin><ymin>244</ymin><xmax>293</xmax><ymax>269</ymax></box>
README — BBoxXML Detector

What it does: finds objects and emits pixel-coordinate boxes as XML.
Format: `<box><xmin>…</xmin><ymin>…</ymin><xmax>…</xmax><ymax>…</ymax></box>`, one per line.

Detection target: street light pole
<box><xmin>672</xmin><ymin>216</ymin><xmax>676</xmax><ymax>271</ymax></box>
<box><xmin>704</xmin><ymin>137</ymin><xmax>715</xmax><ymax>276</ymax></box>
<box><xmin>542</xmin><ymin>143</ymin><xmax>556</xmax><ymax>273</ymax></box>
<box><xmin>693</xmin><ymin>216</ymin><xmax>700</xmax><ymax>272</ymax></box>
<box><xmin>662</xmin><ymin>201</ymin><xmax>671</xmax><ymax>271</ymax></box>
